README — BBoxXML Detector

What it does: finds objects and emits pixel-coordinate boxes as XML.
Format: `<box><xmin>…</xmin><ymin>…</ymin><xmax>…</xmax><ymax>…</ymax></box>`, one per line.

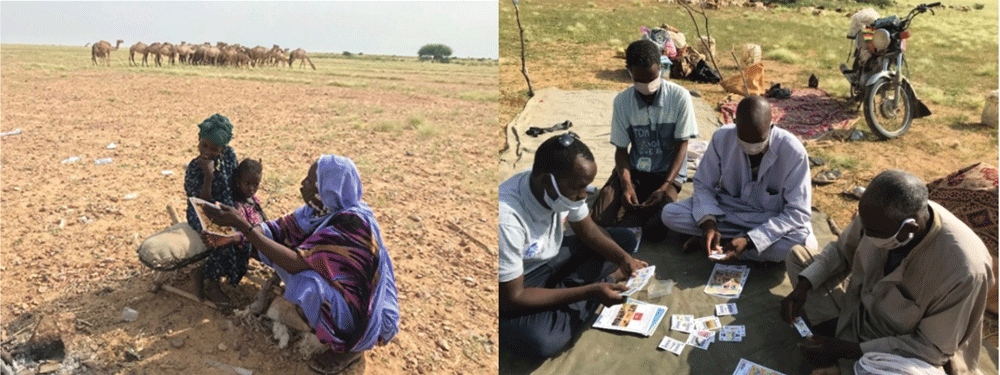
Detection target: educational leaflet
<box><xmin>718</xmin><ymin>325</ymin><xmax>745</xmax><ymax>342</ymax></box>
<box><xmin>657</xmin><ymin>336</ymin><xmax>685</xmax><ymax>355</ymax></box>
<box><xmin>188</xmin><ymin>197</ymin><xmax>238</xmax><ymax>237</ymax></box>
<box><xmin>716</xmin><ymin>303</ymin><xmax>739</xmax><ymax>316</ymax></box>
<box><xmin>671</xmin><ymin>314</ymin><xmax>695</xmax><ymax>333</ymax></box>
<box><xmin>732</xmin><ymin>358</ymin><xmax>785</xmax><ymax>375</ymax></box>
<box><xmin>704</xmin><ymin>264</ymin><xmax>750</xmax><ymax>298</ymax></box>
<box><xmin>620</xmin><ymin>265</ymin><xmax>656</xmax><ymax>297</ymax></box>
<box><xmin>685</xmin><ymin>330</ymin><xmax>714</xmax><ymax>350</ymax></box>
<box><xmin>592</xmin><ymin>300</ymin><xmax>667</xmax><ymax>337</ymax></box>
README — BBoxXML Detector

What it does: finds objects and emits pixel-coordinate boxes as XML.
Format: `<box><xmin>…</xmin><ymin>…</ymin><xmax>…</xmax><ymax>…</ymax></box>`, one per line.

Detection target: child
<box><xmin>202</xmin><ymin>158</ymin><xmax>268</xmax><ymax>259</ymax></box>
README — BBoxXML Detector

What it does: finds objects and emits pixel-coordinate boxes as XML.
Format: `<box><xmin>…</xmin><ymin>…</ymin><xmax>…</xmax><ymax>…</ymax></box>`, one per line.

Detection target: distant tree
<box><xmin>343</xmin><ymin>51</ymin><xmax>353</xmax><ymax>57</ymax></box>
<box><xmin>418</xmin><ymin>44</ymin><xmax>452</xmax><ymax>63</ymax></box>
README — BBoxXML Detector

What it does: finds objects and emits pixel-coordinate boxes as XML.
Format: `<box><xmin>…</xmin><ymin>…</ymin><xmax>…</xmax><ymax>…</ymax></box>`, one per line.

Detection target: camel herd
<box><xmin>90</xmin><ymin>40</ymin><xmax>316</xmax><ymax>70</ymax></box>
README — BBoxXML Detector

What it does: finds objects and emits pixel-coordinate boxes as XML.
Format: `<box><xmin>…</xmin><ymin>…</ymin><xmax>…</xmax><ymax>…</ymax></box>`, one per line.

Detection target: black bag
<box><xmin>687</xmin><ymin>60</ymin><xmax>721</xmax><ymax>84</ymax></box>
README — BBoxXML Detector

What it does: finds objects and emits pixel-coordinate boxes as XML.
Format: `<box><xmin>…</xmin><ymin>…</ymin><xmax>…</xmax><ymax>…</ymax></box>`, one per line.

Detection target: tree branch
<box><xmin>513</xmin><ymin>0</ymin><xmax>534</xmax><ymax>97</ymax></box>
<box><xmin>679</xmin><ymin>1</ymin><xmax>721</xmax><ymax>75</ymax></box>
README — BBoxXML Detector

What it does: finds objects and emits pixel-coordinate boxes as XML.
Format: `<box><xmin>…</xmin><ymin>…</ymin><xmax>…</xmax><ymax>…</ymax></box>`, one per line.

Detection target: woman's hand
<box><xmin>196</xmin><ymin>156</ymin><xmax>216</xmax><ymax>175</ymax></box>
<box><xmin>200</xmin><ymin>231</ymin><xmax>237</xmax><ymax>248</ymax></box>
<box><xmin>200</xmin><ymin>202</ymin><xmax>250</xmax><ymax>233</ymax></box>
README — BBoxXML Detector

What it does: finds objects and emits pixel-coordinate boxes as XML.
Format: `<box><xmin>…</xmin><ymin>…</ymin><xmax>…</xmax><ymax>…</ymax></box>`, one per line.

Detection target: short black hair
<box><xmin>532</xmin><ymin>133</ymin><xmax>594</xmax><ymax>178</ymax></box>
<box><xmin>236</xmin><ymin>158</ymin><xmax>262</xmax><ymax>180</ymax></box>
<box><xmin>866</xmin><ymin>170</ymin><xmax>928</xmax><ymax>222</ymax></box>
<box><xmin>626</xmin><ymin>39</ymin><xmax>661</xmax><ymax>68</ymax></box>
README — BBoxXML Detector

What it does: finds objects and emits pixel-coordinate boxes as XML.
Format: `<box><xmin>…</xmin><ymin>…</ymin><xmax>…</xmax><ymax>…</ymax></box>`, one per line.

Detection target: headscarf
<box><xmin>291</xmin><ymin>155</ymin><xmax>399</xmax><ymax>352</ymax></box>
<box><xmin>198</xmin><ymin>113</ymin><xmax>233</xmax><ymax>147</ymax></box>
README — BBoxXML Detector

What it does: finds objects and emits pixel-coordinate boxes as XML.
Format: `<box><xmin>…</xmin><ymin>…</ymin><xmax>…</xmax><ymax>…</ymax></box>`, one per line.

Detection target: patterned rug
<box><xmin>927</xmin><ymin>162</ymin><xmax>999</xmax><ymax>314</ymax></box>
<box><xmin>720</xmin><ymin>89</ymin><xmax>857</xmax><ymax>140</ymax></box>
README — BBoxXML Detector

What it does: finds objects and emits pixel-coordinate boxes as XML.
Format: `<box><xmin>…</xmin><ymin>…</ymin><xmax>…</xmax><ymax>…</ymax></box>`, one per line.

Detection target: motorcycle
<box><xmin>840</xmin><ymin>2</ymin><xmax>940</xmax><ymax>140</ymax></box>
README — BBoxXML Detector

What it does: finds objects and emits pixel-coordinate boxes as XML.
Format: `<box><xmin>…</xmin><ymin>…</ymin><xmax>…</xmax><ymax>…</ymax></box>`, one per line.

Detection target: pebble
<box><xmin>218</xmin><ymin>343</ymin><xmax>227</xmax><ymax>352</ymax></box>
<box><xmin>239</xmin><ymin>346</ymin><xmax>249</xmax><ymax>358</ymax></box>
<box><xmin>171</xmin><ymin>338</ymin><xmax>184</xmax><ymax>348</ymax></box>
<box><xmin>436</xmin><ymin>339</ymin><xmax>450</xmax><ymax>351</ymax></box>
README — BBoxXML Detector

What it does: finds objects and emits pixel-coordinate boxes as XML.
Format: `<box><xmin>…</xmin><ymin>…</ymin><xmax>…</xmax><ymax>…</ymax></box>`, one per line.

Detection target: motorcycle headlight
<box><xmin>872</xmin><ymin>29</ymin><xmax>891</xmax><ymax>52</ymax></box>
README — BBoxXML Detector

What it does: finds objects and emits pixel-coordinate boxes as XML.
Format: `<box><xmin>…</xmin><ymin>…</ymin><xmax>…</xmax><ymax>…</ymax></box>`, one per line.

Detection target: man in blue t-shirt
<box><xmin>591</xmin><ymin>40</ymin><xmax>698</xmax><ymax>242</ymax></box>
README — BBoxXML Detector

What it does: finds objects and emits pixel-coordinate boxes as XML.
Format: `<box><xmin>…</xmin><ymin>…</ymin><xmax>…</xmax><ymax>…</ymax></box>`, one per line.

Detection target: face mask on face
<box><xmin>738</xmin><ymin>136</ymin><xmax>769</xmax><ymax>156</ymax></box>
<box><xmin>544</xmin><ymin>174</ymin><xmax>586</xmax><ymax>212</ymax></box>
<box><xmin>865</xmin><ymin>218</ymin><xmax>916</xmax><ymax>250</ymax></box>
<box><xmin>634</xmin><ymin>76</ymin><xmax>661</xmax><ymax>96</ymax></box>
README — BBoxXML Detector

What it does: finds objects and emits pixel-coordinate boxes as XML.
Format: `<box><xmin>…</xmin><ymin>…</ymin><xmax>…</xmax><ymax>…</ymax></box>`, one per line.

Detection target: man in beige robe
<box><xmin>781</xmin><ymin>170</ymin><xmax>994</xmax><ymax>375</ymax></box>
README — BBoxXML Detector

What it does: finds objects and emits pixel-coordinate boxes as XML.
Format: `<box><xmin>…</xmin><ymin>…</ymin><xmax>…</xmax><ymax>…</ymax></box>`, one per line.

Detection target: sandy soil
<box><xmin>1</xmin><ymin>51</ymin><xmax>499</xmax><ymax>374</ymax></box>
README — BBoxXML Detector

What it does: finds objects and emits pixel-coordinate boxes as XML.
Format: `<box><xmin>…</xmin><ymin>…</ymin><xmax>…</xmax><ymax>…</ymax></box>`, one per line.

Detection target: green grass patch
<box><xmin>373</xmin><ymin>120</ymin><xmax>399</xmax><ymax>133</ymax></box>
<box><xmin>407</xmin><ymin>115</ymin><xmax>425</xmax><ymax>129</ymax></box>
<box><xmin>764</xmin><ymin>48</ymin><xmax>802</xmax><ymax>64</ymax></box>
<box><xmin>416</xmin><ymin>123</ymin><xmax>437</xmax><ymax>139</ymax></box>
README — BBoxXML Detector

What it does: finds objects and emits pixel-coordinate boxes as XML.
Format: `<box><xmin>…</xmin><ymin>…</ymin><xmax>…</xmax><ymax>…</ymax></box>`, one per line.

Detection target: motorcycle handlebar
<box><xmin>920</xmin><ymin>2</ymin><xmax>941</xmax><ymax>10</ymax></box>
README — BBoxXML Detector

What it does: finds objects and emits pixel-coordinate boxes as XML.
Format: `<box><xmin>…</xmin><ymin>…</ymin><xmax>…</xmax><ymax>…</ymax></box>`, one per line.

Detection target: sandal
<box><xmin>309</xmin><ymin>350</ymin><xmax>363</xmax><ymax>374</ymax></box>
<box><xmin>812</xmin><ymin>170</ymin><xmax>842</xmax><ymax>186</ymax></box>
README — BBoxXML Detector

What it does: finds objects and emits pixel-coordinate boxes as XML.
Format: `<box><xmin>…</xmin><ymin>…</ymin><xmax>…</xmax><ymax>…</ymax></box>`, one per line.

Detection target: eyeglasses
<box><xmin>558</xmin><ymin>131</ymin><xmax>579</xmax><ymax>147</ymax></box>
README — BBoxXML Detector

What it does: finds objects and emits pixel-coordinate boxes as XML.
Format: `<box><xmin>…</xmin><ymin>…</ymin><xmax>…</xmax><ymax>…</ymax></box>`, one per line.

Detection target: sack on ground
<box><xmin>739</xmin><ymin>43</ymin><xmax>761</xmax><ymax>68</ymax></box>
<box><xmin>687</xmin><ymin>60</ymin><xmax>722</xmax><ymax>84</ymax></box>
<box><xmin>720</xmin><ymin>63</ymin><xmax>766</xmax><ymax>96</ymax></box>
<box><xmin>137</xmin><ymin>222</ymin><xmax>209</xmax><ymax>271</ymax></box>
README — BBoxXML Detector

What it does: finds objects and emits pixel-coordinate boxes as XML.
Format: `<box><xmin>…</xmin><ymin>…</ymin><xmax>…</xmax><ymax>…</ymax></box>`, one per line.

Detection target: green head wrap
<box><xmin>198</xmin><ymin>113</ymin><xmax>233</xmax><ymax>147</ymax></box>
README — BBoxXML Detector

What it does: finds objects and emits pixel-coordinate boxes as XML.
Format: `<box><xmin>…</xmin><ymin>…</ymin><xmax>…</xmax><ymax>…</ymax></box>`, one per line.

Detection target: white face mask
<box><xmin>634</xmin><ymin>76</ymin><xmax>661</xmax><ymax>96</ymax></box>
<box><xmin>738</xmin><ymin>137</ymin><xmax>769</xmax><ymax>156</ymax></box>
<box><xmin>864</xmin><ymin>218</ymin><xmax>916</xmax><ymax>250</ymax></box>
<box><xmin>544</xmin><ymin>174</ymin><xmax>586</xmax><ymax>212</ymax></box>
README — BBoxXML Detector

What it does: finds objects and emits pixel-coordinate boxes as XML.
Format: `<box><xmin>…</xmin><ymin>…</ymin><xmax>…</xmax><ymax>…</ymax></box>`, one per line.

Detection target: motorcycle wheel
<box><xmin>863</xmin><ymin>78</ymin><xmax>913</xmax><ymax>140</ymax></box>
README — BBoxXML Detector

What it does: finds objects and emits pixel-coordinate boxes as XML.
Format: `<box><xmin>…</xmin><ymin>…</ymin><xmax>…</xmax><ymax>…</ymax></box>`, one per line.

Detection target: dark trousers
<box><xmin>591</xmin><ymin>169</ymin><xmax>678</xmax><ymax>228</ymax></box>
<box><xmin>499</xmin><ymin>228</ymin><xmax>637</xmax><ymax>359</ymax></box>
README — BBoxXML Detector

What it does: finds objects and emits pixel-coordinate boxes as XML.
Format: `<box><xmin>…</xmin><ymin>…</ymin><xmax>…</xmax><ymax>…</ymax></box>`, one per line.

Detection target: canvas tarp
<box><xmin>499</xmin><ymin>87</ymin><xmax>722</xmax><ymax>182</ymax></box>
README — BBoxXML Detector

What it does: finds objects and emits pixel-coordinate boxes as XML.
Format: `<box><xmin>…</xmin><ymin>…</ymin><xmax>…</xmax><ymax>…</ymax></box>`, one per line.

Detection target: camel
<box><xmin>249</xmin><ymin>46</ymin><xmax>266</xmax><ymax>67</ymax></box>
<box><xmin>156</xmin><ymin>42</ymin><xmax>175</xmax><ymax>66</ymax></box>
<box><xmin>91</xmin><ymin>39</ymin><xmax>123</xmax><ymax>67</ymax></box>
<box><xmin>205</xmin><ymin>46</ymin><xmax>221</xmax><ymax>66</ymax></box>
<box><xmin>192</xmin><ymin>44</ymin><xmax>209</xmax><ymax>65</ymax></box>
<box><xmin>143</xmin><ymin>42</ymin><xmax>161</xmax><ymax>66</ymax></box>
<box><xmin>129</xmin><ymin>42</ymin><xmax>148</xmax><ymax>66</ymax></box>
<box><xmin>288</xmin><ymin>48</ymin><xmax>316</xmax><ymax>70</ymax></box>
<box><xmin>176</xmin><ymin>42</ymin><xmax>194</xmax><ymax>64</ymax></box>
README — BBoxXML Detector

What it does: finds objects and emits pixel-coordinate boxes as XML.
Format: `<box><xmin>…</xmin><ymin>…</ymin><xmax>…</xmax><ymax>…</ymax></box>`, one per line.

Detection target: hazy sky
<box><xmin>1</xmin><ymin>1</ymin><xmax>498</xmax><ymax>58</ymax></box>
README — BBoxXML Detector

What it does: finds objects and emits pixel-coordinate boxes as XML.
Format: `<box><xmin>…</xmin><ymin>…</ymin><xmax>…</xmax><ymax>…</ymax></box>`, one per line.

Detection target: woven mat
<box><xmin>720</xmin><ymin>89</ymin><xmax>857</xmax><ymax>140</ymax></box>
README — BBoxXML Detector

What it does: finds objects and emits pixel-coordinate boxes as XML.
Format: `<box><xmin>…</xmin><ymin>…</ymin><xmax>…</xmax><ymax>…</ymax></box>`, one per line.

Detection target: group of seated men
<box><xmin>498</xmin><ymin>39</ymin><xmax>994</xmax><ymax>374</ymax></box>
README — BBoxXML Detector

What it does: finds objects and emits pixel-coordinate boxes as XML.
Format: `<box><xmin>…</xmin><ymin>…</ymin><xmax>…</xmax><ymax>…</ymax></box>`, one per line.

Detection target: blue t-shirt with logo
<box><xmin>610</xmin><ymin>80</ymin><xmax>699</xmax><ymax>185</ymax></box>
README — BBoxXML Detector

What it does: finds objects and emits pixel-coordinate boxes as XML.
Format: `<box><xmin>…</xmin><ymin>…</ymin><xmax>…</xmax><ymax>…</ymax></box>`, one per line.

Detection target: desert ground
<box><xmin>1</xmin><ymin>45</ymin><xmax>499</xmax><ymax>374</ymax></box>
